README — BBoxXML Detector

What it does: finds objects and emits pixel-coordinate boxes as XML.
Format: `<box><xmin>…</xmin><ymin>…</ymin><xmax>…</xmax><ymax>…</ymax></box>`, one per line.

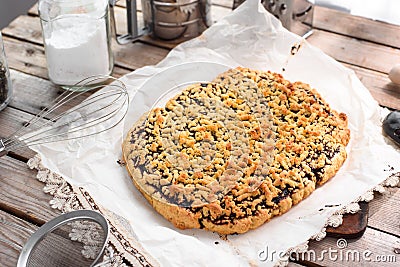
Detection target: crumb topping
<box><xmin>123</xmin><ymin>67</ymin><xmax>350</xmax><ymax>233</ymax></box>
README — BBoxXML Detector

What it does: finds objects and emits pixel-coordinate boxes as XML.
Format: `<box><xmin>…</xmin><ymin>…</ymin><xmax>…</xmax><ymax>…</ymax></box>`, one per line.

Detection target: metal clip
<box><xmin>109</xmin><ymin>0</ymin><xmax>148</xmax><ymax>44</ymax></box>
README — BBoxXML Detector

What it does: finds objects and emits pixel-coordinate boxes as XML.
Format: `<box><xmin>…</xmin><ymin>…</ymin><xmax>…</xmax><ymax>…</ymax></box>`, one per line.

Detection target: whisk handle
<box><xmin>0</xmin><ymin>139</ymin><xmax>7</xmax><ymax>157</ymax></box>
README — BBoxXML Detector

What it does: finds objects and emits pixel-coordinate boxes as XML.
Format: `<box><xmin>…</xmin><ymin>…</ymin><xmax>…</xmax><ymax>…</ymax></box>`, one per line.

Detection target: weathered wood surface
<box><xmin>307</xmin><ymin>29</ymin><xmax>400</xmax><ymax>74</ymax></box>
<box><xmin>0</xmin><ymin>156</ymin><xmax>60</xmax><ymax>223</ymax></box>
<box><xmin>314</xmin><ymin>6</ymin><xmax>400</xmax><ymax>49</ymax></box>
<box><xmin>0</xmin><ymin>210</ymin><xmax>38</xmax><ymax>267</ymax></box>
<box><xmin>368</xmin><ymin>187</ymin><xmax>400</xmax><ymax>236</ymax></box>
<box><xmin>1</xmin><ymin>1</ymin><xmax>400</xmax><ymax>267</ymax></box>
<box><xmin>304</xmin><ymin>228</ymin><xmax>399</xmax><ymax>267</ymax></box>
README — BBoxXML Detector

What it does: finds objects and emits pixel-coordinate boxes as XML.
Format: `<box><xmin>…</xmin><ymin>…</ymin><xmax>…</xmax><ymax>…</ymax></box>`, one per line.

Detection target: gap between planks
<box><xmin>0</xmin><ymin>210</ymin><xmax>38</xmax><ymax>267</ymax></box>
<box><xmin>0</xmin><ymin>156</ymin><xmax>60</xmax><ymax>224</ymax></box>
<box><xmin>313</xmin><ymin>6</ymin><xmax>400</xmax><ymax>50</ymax></box>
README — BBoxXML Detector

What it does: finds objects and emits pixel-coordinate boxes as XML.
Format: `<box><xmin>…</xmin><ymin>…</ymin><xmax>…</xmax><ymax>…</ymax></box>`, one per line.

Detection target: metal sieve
<box><xmin>1</xmin><ymin>210</ymin><xmax>111</xmax><ymax>267</ymax></box>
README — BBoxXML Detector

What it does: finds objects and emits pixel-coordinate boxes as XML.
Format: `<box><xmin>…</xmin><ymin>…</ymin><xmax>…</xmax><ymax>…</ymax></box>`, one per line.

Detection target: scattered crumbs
<box><xmin>384</xmin><ymin>165</ymin><xmax>395</xmax><ymax>172</ymax></box>
<box><xmin>249</xmin><ymin>260</ymin><xmax>259</xmax><ymax>267</ymax></box>
<box><xmin>214</xmin><ymin>241</ymin><xmax>219</xmax><ymax>245</ymax></box>
<box><xmin>290</xmin><ymin>43</ymin><xmax>301</xmax><ymax>56</ymax></box>
<box><xmin>219</xmin><ymin>234</ymin><xmax>227</xmax><ymax>241</ymax></box>
<box><xmin>325</xmin><ymin>204</ymin><xmax>340</xmax><ymax>207</ymax></box>
<box><xmin>117</xmin><ymin>159</ymin><xmax>126</xmax><ymax>166</ymax></box>
<box><xmin>282</xmin><ymin>67</ymin><xmax>286</xmax><ymax>72</ymax></box>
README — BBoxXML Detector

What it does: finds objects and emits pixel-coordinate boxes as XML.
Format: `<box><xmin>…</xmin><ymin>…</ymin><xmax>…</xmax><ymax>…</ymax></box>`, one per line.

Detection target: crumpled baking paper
<box><xmin>33</xmin><ymin>1</ymin><xmax>400</xmax><ymax>266</ymax></box>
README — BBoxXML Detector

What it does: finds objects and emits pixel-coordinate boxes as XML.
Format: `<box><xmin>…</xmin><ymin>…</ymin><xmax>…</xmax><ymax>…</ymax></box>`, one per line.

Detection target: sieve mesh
<box><xmin>15</xmin><ymin>210</ymin><xmax>109</xmax><ymax>267</ymax></box>
<box><xmin>26</xmin><ymin>221</ymin><xmax>104</xmax><ymax>267</ymax></box>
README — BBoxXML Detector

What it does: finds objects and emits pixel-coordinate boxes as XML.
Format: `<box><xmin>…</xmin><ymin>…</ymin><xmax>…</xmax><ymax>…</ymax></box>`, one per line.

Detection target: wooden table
<box><xmin>0</xmin><ymin>1</ymin><xmax>399</xmax><ymax>266</ymax></box>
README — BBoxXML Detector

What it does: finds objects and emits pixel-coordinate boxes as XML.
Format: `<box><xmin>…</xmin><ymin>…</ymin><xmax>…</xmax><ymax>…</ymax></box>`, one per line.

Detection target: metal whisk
<box><xmin>0</xmin><ymin>76</ymin><xmax>129</xmax><ymax>157</ymax></box>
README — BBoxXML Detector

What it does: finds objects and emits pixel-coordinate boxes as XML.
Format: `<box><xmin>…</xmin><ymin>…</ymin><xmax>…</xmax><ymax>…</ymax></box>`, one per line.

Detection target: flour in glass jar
<box><xmin>43</xmin><ymin>14</ymin><xmax>112</xmax><ymax>86</ymax></box>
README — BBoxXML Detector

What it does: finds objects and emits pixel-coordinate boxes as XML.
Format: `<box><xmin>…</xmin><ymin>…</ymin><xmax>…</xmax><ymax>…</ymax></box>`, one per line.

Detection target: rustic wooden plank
<box><xmin>301</xmin><ymin>228</ymin><xmax>399</xmax><ymax>266</ymax></box>
<box><xmin>8</xmin><ymin>69</ymin><xmax>89</xmax><ymax>116</ymax></box>
<box><xmin>2</xmin><ymin>15</ymin><xmax>43</xmax><ymax>45</ymax></box>
<box><xmin>2</xmin><ymin>36</ymin><xmax>48</xmax><ymax>80</ymax></box>
<box><xmin>344</xmin><ymin>63</ymin><xmax>400</xmax><ymax>110</ymax></box>
<box><xmin>0</xmin><ymin>210</ymin><xmax>38</xmax><ymax>267</ymax></box>
<box><xmin>113</xmin><ymin>39</ymin><xmax>169</xmax><ymax>69</ymax></box>
<box><xmin>0</xmin><ymin>107</ymin><xmax>39</xmax><ymax>160</ymax></box>
<box><xmin>213</xmin><ymin>0</ymin><xmax>233</xmax><ymax>8</ymax></box>
<box><xmin>368</xmin><ymin>187</ymin><xmax>400</xmax><ymax>237</ymax></box>
<box><xmin>0</xmin><ymin>156</ymin><xmax>60</xmax><ymax>223</ymax></box>
<box><xmin>307</xmin><ymin>29</ymin><xmax>400</xmax><ymax>74</ymax></box>
<box><xmin>313</xmin><ymin>6</ymin><xmax>400</xmax><ymax>49</ymax></box>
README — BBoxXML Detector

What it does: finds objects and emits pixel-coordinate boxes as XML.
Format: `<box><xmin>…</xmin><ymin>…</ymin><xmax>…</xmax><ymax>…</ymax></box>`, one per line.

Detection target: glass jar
<box><xmin>0</xmin><ymin>32</ymin><xmax>12</xmax><ymax>111</ymax></box>
<box><xmin>38</xmin><ymin>0</ymin><xmax>114</xmax><ymax>88</ymax></box>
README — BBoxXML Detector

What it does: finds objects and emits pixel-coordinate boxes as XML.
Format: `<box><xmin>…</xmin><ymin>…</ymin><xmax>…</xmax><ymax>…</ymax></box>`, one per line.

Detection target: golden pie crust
<box><xmin>122</xmin><ymin>67</ymin><xmax>350</xmax><ymax>234</ymax></box>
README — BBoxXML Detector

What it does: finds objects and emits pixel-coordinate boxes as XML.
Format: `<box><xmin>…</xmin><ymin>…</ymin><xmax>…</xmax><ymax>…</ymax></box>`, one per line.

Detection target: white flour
<box><xmin>43</xmin><ymin>14</ymin><xmax>112</xmax><ymax>86</ymax></box>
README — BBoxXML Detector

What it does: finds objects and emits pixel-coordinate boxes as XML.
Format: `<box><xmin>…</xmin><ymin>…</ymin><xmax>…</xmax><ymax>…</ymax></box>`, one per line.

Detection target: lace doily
<box><xmin>27</xmin><ymin>154</ymin><xmax>399</xmax><ymax>266</ymax></box>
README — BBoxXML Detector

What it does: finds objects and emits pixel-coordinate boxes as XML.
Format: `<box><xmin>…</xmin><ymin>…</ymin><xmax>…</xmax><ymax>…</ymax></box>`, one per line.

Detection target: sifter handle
<box><xmin>110</xmin><ymin>0</ymin><xmax>147</xmax><ymax>44</ymax></box>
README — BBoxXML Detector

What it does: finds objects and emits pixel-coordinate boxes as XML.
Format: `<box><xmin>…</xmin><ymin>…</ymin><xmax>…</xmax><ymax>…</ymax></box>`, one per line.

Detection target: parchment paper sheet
<box><xmin>34</xmin><ymin>1</ymin><xmax>399</xmax><ymax>266</ymax></box>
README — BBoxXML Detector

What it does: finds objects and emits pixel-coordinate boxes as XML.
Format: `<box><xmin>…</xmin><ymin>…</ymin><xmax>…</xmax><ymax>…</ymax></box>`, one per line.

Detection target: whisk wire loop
<box><xmin>0</xmin><ymin>75</ymin><xmax>129</xmax><ymax>154</ymax></box>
